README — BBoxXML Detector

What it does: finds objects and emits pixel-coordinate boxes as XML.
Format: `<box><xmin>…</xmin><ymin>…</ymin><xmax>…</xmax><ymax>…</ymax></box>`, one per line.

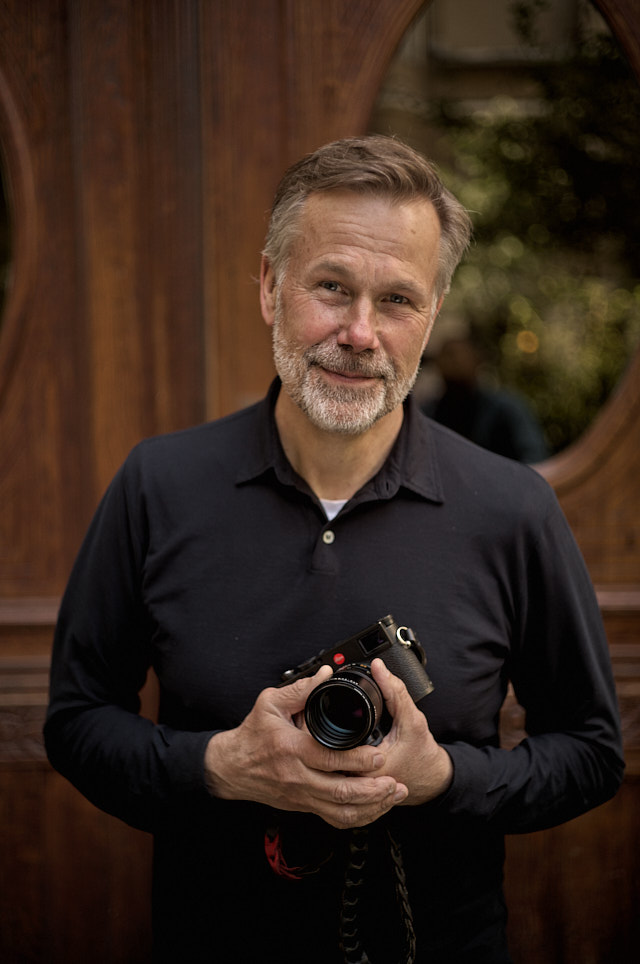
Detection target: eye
<box><xmin>387</xmin><ymin>293</ymin><xmax>410</xmax><ymax>305</ymax></box>
<box><xmin>319</xmin><ymin>280</ymin><xmax>341</xmax><ymax>292</ymax></box>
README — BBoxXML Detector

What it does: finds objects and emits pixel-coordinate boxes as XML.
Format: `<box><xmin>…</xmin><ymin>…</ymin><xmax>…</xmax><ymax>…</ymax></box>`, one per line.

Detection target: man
<box><xmin>45</xmin><ymin>136</ymin><xmax>623</xmax><ymax>964</ymax></box>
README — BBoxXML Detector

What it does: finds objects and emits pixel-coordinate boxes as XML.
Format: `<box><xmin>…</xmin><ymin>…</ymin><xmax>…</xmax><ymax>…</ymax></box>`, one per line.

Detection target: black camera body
<box><xmin>280</xmin><ymin>615</ymin><xmax>434</xmax><ymax>749</ymax></box>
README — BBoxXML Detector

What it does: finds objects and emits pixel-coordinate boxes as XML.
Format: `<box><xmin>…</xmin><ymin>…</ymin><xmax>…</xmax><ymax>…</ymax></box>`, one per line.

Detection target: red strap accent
<box><xmin>264</xmin><ymin>828</ymin><xmax>305</xmax><ymax>880</ymax></box>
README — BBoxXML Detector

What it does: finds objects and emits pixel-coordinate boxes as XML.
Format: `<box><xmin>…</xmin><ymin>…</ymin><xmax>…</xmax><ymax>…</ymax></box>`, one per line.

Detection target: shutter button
<box><xmin>322</xmin><ymin>530</ymin><xmax>335</xmax><ymax>545</ymax></box>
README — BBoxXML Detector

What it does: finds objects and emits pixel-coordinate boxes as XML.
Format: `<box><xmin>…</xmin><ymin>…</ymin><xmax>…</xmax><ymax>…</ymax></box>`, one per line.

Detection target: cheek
<box><xmin>280</xmin><ymin>292</ymin><xmax>340</xmax><ymax>346</ymax></box>
<box><xmin>381</xmin><ymin>329</ymin><xmax>429</xmax><ymax>373</ymax></box>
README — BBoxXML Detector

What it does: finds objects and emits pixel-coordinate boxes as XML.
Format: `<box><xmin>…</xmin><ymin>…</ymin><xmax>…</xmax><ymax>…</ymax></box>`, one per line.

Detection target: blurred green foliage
<box><xmin>435</xmin><ymin>0</ymin><xmax>640</xmax><ymax>453</ymax></box>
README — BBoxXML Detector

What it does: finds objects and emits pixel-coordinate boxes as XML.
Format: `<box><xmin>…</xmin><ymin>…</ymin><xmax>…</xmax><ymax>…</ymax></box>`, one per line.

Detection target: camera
<box><xmin>279</xmin><ymin>615</ymin><xmax>434</xmax><ymax>749</ymax></box>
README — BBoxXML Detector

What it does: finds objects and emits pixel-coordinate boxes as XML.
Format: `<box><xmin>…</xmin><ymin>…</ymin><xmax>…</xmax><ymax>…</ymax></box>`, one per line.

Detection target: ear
<box><xmin>260</xmin><ymin>256</ymin><xmax>278</xmax><ymax>328</ymax></box>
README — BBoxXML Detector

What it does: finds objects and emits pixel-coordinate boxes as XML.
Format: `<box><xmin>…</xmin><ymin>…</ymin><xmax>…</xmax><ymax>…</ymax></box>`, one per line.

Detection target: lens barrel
<box><xmin>304</xmin><ymin>665</ymin><xmax>383</xmax><ymax>749</ymax></box>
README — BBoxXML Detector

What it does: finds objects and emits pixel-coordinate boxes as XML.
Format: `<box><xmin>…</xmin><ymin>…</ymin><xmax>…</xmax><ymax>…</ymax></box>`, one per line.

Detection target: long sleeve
<box><xmin>44</xmin><ymin>452</ymin><xmax>215</xmax><ymax>833</ymax></box>
<box><xmin>439</xmin><ymin>497</ymin><xmax>624</xmax><ymax>833</ymax></box>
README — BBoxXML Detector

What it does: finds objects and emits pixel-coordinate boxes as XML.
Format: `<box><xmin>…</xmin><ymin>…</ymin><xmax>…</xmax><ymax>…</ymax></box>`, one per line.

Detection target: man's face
<box><xmin>261</xmin><ymin>190</ymin><xmax>443</xmax><ymax>435</ymax></box>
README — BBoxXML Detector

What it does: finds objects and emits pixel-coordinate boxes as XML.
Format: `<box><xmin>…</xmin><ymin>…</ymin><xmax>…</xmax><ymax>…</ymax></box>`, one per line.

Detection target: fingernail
<box><xmin>394</xmin><ymin>787</ymin><xmax>408</xmax><ymax>803</ymax></box>
<box><xmin>372</xmin><ymin>753</ymin><xmax>384</xmax><ymax>769</ymax></box>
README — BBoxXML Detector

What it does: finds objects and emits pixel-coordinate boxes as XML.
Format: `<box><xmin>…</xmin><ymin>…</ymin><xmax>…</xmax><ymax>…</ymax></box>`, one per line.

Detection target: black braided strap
<box><xmin>339</xmin><ymin>827</ymin><xmax>371</xmax><ymax>964</ymax></box>
<box><xmin>338</xmin><ymin>825</ymin><xmax>416</xmax><ymax>964</ymax></box>
<box><xmin>387</xmin><ymin>828</ymin><xmax>417</xmax><ymax>964</ymax></box>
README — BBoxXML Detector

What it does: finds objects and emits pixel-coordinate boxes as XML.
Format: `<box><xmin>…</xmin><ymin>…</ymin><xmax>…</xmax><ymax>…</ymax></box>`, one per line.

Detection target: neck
<box><xmin>274</xmin><ymin>390</ymin><xmax>404</xmax><ymax>501</ymax></box>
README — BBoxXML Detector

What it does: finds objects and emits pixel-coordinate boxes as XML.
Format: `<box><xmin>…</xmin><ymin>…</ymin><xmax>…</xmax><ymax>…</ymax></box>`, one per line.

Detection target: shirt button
<box><xmin>322</xmin><ymin>530</ymin><xmax>335</xmax><ymax>545</ymax></box>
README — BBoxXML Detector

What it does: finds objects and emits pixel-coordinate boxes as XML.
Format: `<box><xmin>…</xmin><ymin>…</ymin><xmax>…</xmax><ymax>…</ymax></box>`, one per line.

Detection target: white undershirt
<box><xmin>320</xmin><ymin>498</ymin><xmax>348</xmax><ymax>521</ymax></box>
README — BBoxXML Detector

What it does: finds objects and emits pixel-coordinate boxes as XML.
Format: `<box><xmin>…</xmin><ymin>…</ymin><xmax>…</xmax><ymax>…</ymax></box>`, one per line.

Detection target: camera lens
<box><xmin>304</xmin><ymin>666</ymin><xmax>383</xmax><ymax>749</ymax></box>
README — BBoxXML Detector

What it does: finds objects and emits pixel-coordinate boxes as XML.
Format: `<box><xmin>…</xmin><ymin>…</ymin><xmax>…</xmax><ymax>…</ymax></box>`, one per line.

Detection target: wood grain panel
<box><xmin>0</xmin><ymin>766</ymin><xmax>49</xmax><ymax>962</ymax></box>
<box><xmin>67</xmin><ymin>0</ymin><xmax>153</xmax><ymax>488</ymax></box>
<box><xmin>66</xmin><ymin>0</ymin><xmax>206</xmax><ymax>494</ymax></box>
<box><xmin>0</xmin><ymin>0</ymin><xmax>207</xmax><ymax>597</ymax></box>
<box><xmin>43</xmin><ymin>774</ymin><xmax>152</xmax><ymax>964</ymax></box>
<box><xmin>505</xmin><ymin>780</ymin><xmax>640</xmax><ymax>964</ymax></box>
<box><xmin>0</xmin><ymin>0</ymin><xmax>94</xmax><ymax>593</ymax></box>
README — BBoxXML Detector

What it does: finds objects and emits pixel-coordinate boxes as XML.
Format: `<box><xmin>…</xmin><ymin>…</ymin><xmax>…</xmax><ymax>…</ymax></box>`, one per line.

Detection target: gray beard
<box><xmin>272</xmin><ymin>315</ymin><xmax>420</xmax><ymax>436</ymax></box>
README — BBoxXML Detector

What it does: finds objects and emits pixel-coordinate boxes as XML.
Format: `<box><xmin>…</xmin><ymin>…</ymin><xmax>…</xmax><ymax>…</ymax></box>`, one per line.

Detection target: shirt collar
<box><xmin>235</xmin><ymin>378</ymin><xmax>444</xmax><ymax>505</ymax></box>
<box><xmin>383</xmin><ymin>392</ymin><xmax>444</xmax><ymax>504</ymax></box>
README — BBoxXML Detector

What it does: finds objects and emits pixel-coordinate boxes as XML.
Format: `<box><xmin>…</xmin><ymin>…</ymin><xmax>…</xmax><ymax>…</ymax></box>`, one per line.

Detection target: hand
<box><xmin>369</xmin><ymin>658</ymin><xmax>453</xmax><ymax>805</ymax></box>
<box><xmin>204</xmin><ymin>666</ymin><xmax>408</xmax><ymax>829</ymax></box>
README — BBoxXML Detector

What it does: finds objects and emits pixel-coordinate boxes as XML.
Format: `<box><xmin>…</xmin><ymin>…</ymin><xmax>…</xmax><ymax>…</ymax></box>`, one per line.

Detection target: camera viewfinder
<box><xmin>357</xmin><ymin>628</ymin><xmax>386</xmax><ymax>655</ymax></box>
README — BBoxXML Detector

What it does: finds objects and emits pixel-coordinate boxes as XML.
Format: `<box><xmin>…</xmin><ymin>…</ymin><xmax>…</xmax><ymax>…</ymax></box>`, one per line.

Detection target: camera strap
<box><xmin>264</xmin><ymin>813</ymin><xmax>337</xmax><ymax>879</ymax></box>
<box><xmin>264</xmin><ymin>824</ymin><xmax>335</xmax><ymax>879</ymax></box>
<box><xmin>340</xmin><ymin>824</ymin><xmax>416</xmax><ymax>964</ymax></box>
<box><xmin>264</xmin><ymin>817</ymin><xmax>416</xmax><ymax>962</ymax></box>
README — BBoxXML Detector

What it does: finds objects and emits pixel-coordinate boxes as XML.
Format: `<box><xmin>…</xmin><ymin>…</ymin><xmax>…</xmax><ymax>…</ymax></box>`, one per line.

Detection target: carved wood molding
<box><xmin>596</xmin><ymin>0</ymin><xmax>640</xmax><ymax>67</ymax></box>
<box><xmin>610</xmin><ymin>643</ymin><xmax>640</xmax><ymax>776</ymax></box>
<box><xmin>539</xmin><ymin>350</ymin><xmax>640</xmax><ymax>498</ymax></box>
<box><xmin>0</xmin><ymin>599</ymin><xmax>58</xmax><ymax>763</ymax></box>
<box><xmin>0</xmin><ymin>654</ymin><xmax>50</xmax><ymax>763</ymax></box>
<box><xmin>596</xmin><ymin>585</ymin><xmax>640</xmax><ymax>613</ymax></box>
<box><xmin>499</xmin><ymin>585</ymin><xmax>640</xmax><ymax>771</ymax></box>
<box><xmin>601</xmin><ymin>585</ymin><xmax>640</xmax><ymax>774</ymax></box>
<box><xmin>0</xmin><ymin>596</ymin><xmax>60</xmax><ymax>626</ymax></box>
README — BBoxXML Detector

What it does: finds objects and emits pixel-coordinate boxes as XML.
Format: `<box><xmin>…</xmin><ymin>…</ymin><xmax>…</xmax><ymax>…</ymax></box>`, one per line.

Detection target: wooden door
<box><xmin>0</xmin><ymin>1</ymin><xmax>637</xmax><ymax>961</ymax></box>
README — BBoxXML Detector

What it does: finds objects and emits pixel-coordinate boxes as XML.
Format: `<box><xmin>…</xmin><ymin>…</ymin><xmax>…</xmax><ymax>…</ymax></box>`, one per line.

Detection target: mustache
<box><xmin>304</xmin><ymin>343</ymin><xmax>394</xmax><ymax>379</ymax></box>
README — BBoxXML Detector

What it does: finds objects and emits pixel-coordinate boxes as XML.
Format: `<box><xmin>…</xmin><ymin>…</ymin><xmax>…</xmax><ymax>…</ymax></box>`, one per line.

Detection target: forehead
<box><xmin>289</xmin><ymin>189</ymin><xmax>441</xmax><ymax>282</ymax></box>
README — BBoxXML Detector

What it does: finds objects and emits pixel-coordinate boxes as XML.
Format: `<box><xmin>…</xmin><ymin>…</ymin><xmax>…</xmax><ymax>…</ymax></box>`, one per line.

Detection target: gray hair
<box><xmin>263</xmin><ymin>135</ymin><xmax>472</xmax><ymax>300</ymax></box>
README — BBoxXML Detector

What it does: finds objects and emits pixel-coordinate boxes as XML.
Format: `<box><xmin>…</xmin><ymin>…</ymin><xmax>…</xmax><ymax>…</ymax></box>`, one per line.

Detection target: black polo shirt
<box><xmin>45</xmin><ymin>379</ymin><xmax>623</xmax><ymax>963</ymax></box>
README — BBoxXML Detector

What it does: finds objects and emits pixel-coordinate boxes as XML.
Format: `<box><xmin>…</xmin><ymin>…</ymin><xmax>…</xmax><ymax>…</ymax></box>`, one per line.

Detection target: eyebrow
<box><xmin>310</xmin><ymin>259</ymin><xmax>351</xmax><ymax>278</ymax></box>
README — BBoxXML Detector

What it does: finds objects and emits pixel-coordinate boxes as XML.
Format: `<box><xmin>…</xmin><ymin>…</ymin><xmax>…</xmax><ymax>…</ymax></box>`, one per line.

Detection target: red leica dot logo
<box><xmin>333</xmin><ymin>652</ymin><xmax>346</xmax><ymax>666</ymax></box>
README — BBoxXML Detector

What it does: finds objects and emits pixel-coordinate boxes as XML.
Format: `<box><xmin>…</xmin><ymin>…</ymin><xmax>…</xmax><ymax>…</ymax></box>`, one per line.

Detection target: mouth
<box><xmin>315</xmin><ymin>364</ymin><xmax>383</xmax><ymax>384</ymax></box>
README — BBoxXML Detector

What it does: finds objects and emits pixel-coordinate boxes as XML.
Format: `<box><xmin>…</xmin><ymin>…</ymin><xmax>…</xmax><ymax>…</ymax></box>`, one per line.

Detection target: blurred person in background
<box><xmin>423</xmin><ymin>335</ymin><xmax>549</xmax><ymax>463</ymax></box>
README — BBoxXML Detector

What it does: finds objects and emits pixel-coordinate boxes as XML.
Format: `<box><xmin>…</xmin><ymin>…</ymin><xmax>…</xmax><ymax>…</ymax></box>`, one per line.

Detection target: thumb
<box><xmin>370</xmin><ymin>657</ymin><xmax>412</xmax><ymax>718</ymax></box>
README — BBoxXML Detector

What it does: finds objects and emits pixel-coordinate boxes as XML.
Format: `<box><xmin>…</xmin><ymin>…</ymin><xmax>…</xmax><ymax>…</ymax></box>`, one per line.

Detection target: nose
<box><xmin>337</xmin><ymin>298</ymin><xmax>380</xmax><ymax>353</ymax></box>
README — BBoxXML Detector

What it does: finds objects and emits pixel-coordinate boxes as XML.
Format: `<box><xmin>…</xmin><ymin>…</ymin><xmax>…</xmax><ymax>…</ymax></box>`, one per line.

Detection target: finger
<box><xmin>319</xmin><ymin>778</ymin><xmax>409</xmax><ymax>829</ymax></box>
<box><xmin>327</xmin><ymin>773</ymin><xmax>407</xmax><ymax>808</ymax></box>
<box><xmin>270</xmin><ymin>664</ymin><xmax>334</xmax><ymax>714</ymax></box>
<box><xmin>307</xmin><ymin>739</ymin><xmax>386</xmax><ymax>775</ymax></box>
<box><xmin>312</xmin><ymin>772</ymin><xmax>403</xmax><ymax>813</ymax></box>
